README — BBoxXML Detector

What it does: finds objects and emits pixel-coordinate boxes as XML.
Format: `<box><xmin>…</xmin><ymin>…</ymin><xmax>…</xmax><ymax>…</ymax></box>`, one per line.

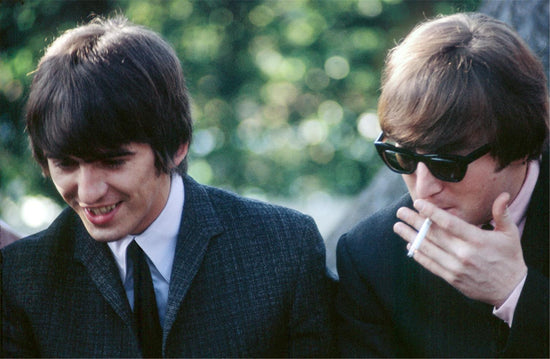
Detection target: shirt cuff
<box><xmin>493</xmin><ymin>274</ymin><xmax>527</xmax><ymax>327</ymax></box>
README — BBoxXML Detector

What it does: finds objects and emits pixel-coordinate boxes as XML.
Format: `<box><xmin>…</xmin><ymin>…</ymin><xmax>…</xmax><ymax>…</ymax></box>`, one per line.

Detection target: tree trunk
<box><xmin>479</xmin><ymin>0</ymin><xmax>549</xmax><ymax>85</ymax></box>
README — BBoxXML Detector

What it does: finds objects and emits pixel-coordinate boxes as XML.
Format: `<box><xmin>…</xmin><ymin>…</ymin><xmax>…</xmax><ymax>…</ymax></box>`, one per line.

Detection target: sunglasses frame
<box><xmin>374</xmin><ymin>132</ymin><xmax>491</xmax><ymax>182</ymax></box>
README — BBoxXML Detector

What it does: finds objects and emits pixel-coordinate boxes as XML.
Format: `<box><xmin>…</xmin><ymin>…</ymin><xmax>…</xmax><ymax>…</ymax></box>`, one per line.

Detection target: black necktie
<box><xmin>128</xmin><ymin>240</ymin><xmax>162</xmax><ymax>358</ymax></box>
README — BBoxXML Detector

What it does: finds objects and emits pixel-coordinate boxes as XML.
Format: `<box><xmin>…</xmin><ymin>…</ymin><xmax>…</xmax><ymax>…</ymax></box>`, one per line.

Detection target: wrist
<box><xmin>493</xmin><ymin>272</ymin><xmax>527</xmax><ymax>326</ymax></box>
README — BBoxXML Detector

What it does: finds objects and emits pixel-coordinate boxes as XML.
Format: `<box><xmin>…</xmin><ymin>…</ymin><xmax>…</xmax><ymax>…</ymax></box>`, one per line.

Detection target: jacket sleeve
<box><xmin>336</xmin><ymin>233</ymin><xmax>398</xmax><ymax>358</ymax></box>
<box><xmin>503</xmin><ymin>266</ymin><xmax>549</xmax><ymax>357</ymax></box>
<box><xmin>1</xmin><ymin>248</ymin><xmax>41</xmax><ymax>358</ymax></box>
<box><xmin>288</xmin><ymin>216</ymin><xmax>336</xmax><ymax>358</ymax></box>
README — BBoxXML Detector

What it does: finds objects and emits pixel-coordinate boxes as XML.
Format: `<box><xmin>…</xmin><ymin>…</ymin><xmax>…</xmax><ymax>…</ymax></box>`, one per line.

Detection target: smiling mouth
<box><xmin>86</xmin><ymin>203</ymin><xmax>118</xmax><ymax>216</ymax></box>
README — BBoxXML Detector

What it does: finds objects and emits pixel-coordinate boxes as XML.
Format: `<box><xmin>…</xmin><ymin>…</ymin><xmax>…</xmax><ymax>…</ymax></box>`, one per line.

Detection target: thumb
<box><xmin>492</xmin><ymin>192</ymin><xmax>513</xmax><ymax>232</ymax></box>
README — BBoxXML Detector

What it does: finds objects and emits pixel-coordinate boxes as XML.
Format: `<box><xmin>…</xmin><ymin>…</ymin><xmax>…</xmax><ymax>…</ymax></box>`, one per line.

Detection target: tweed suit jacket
<box><xmin>1</xmin><ymin>175</ymin><xmax>335</xmax><ymax>357</ymax></box>
<box><xmin>336</xmin><ymin>152</ymin><xmax>549</xmax><ymax>357</ymax></box>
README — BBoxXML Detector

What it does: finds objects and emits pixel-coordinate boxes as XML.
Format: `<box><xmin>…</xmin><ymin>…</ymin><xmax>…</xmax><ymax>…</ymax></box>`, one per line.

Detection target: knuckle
<box><xmin>457</xmin><ymin>253</ymin><xmax>474</xmax><ymax>268</ymax></box>
<box><xmin>447</xmin><ymin>271</ymin><xmax>461</xmax><ymax>287</ymax></box>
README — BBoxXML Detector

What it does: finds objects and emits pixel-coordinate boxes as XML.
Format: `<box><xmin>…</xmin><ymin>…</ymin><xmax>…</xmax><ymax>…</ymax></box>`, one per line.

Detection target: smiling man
<box><xmin>45</xmin><ymin>143</ymin><xmax>182</xmax><ymax>243</ymax></box>
<box><xmin>1</xmin><ymin>16</ymin><xmax>334</xmax><ymax>357</ymax></box>
<box><xmin>336</xmin><ymin>13</ymin><xmax>548</xmax><ymax>358</ymax></box>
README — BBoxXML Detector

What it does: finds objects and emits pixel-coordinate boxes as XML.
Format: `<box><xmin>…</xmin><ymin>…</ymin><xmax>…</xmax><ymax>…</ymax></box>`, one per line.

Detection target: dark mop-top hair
<box><xmin>26</xmin><ymin>15</ymin><xmax>193</xmax><ymax>175</ymax></box>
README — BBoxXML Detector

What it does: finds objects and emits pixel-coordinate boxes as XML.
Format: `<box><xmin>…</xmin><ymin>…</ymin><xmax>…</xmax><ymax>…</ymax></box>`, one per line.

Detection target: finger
<box><xmin>393</xmin><ymin>221</ymin><xmax>419</xmax><ymax>244</ymax></box>
<box><xmin>396</xmin><ymin>205</ymin><xmax>464</xmax><ymax>258</ymax></box>
<box><xmin>492</xmin><ymin>192</ymin><xmax>513</xmax><ymax>232</ymax></box>
<box><xmin>394</xmin><ymin>212</ymin><xmax>439</xmax><ymax>255</ymax></box>
<box><xmin>413</xmin><ymin>199</ymin><xmax>477</xmax><ymax>241</ymax></box>
<box><xmin>409</xmin><ymin>241</ymin><xmax>459</xmax><ymax>280</ymax></box>
<box><xmin>396</xmin><ymin>206</ymin><xmax>427</xmax><ymax>231</ymax></box>
<box><xmin>394</xmin><ymin>220</ymin><xmax>439</xmax><ymax>258</ymax></box>
<box><xmin>412</xmin><ymin>243</ymin><xmax>481</xmax><ymax>299</ymax></box>
<box><xmin>402</xmin><ymin>220</ymin><xmax>465</xmax><ymax>276</ymax></box>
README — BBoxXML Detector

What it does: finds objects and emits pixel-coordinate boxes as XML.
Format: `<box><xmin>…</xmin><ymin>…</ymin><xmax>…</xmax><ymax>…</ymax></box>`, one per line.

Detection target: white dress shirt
<box><xmin>108</xmin><ymin>173</ymin><xmax>184</xmax><ymax>326</ymax></box>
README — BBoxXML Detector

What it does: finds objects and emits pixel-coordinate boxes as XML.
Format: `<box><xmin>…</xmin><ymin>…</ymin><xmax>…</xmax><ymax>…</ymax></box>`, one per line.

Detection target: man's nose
<box><xmin>77</xmin><ymin>165</ymin><xmax>108</xmax><ymax>204</ymax></box>
<box><xmin>414</xmin><ymin>162</ymin><xmax>443</xmax><ymax>199</ymax></box>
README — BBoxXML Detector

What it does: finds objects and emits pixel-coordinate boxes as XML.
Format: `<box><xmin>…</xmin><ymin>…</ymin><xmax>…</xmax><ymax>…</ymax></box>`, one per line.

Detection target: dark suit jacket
<box><xmin>1</xmin><ymin>175</ymin><xmax>335</xmax><ymax>357</ymax></box>
<box><xmin>336</xmin><ymin>153</ymin><xmax>549</xmax><ymax>358</ymax></box>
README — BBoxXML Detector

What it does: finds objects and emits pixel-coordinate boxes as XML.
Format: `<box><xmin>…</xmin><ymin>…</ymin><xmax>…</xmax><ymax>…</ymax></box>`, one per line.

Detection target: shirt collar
<box><xmin>135</xmin><ymin>173</ymin><xmax>183</xmax><ymax>282</ymax></box>
<box><xmin>490</xmin><ymin>159</ymin><xmax>540</xmax><ymax>234</ymax></box>
<box><xmin>107</xmin><ymin>173</ymin><xmax>184</xmax><ymax>282</ymax></box>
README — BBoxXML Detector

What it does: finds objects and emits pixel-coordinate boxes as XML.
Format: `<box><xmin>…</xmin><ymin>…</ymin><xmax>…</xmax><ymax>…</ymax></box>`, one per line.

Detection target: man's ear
<box><xmin>173</xmin><ymin>142</ymin><xmax>189</xmax><ymax>167</ymax></box>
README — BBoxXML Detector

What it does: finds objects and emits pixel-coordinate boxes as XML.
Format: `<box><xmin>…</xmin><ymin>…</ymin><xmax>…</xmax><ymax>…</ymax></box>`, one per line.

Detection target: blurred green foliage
<box><xmin>0</xmin><ymin>0</ymin><xmax>480</xmax><ymax>215</ymax></box>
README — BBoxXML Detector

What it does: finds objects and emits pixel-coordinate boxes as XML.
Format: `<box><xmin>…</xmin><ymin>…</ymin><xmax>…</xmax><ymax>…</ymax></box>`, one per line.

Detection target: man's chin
<box><xmin>82</xmin><ymin>223</ymin><xmax>126</xmax><ymax>242</ymax></box>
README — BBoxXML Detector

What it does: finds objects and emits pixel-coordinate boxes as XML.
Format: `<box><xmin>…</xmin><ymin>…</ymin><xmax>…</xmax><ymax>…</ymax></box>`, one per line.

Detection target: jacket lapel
<box><xmin>73</xmin><ymin>222</ymin><xmax>134</xmax><ymax>326</ymax></box>
<box><xmin>163</xmin><ymin>175</ymin><xmax>224</xmax><ymax>336</ymax></box>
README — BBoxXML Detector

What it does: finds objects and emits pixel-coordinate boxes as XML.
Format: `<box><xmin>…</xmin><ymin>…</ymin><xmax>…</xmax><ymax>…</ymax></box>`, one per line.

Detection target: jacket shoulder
<box><xmin>2</xmin><ymin>207</ymin><xmax>77</xmax><ymax>268</ymax></box>
<box><xmin>339</xmin><ymin>194</ymin><xmax>411</xmax><ymax>252</ymax></box>
<box><xmin>188</xmin><ymin>176</ymin><xmax>317</xmax><ymax>230</ymax></box>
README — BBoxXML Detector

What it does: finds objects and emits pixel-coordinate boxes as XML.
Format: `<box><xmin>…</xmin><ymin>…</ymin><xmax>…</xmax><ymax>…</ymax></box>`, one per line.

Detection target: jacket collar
<box><xmin>73</xmin><ymin>174</ymin><xmax>225</xmax><ymax>341</ymax></box>
<box><xmin>163</xmin><ymin>174</ymin><xmax>224</xmax><ymax>335</ymax></box>
<box><xmin>73</xmin><ymin>222</ymin><xmax>134</xmax><ymax>326</ymax></box>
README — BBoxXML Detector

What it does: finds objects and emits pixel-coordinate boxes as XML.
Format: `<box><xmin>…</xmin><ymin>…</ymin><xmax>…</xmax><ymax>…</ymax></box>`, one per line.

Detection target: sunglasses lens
<box><xmin>382</xmin><ymin>150</ymin><xmax>417</xmax><ymax>173</ymax></box>
<box><xmin>428</xmin><ymin>158</ymin><xmax>466</xmax><ymax>182</ymax></box>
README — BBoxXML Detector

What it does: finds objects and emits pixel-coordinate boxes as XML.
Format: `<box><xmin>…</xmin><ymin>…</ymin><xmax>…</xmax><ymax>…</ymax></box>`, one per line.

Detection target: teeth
<box><xmin>89</xmin><ymin>204</ymin><xmax>116</xmax><ymax>215</ymax></box>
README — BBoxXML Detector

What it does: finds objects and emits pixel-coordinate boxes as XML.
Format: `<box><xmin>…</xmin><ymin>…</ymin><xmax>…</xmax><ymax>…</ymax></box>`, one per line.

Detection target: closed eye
<box><xmin>52</xmin><ymin>157</ymin><xmax>79</xmax><ymax>170</ymax></box>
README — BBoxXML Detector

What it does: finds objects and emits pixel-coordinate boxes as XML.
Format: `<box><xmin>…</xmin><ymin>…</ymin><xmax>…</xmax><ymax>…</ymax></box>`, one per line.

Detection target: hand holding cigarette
<box><xmin>394</xmin><ymin>195</ymin><xmax>528</xmax><ymax>307</ymax></box>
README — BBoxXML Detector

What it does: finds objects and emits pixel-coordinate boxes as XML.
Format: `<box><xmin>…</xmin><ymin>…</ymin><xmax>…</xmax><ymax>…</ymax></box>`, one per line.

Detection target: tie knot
<box><xmin>128</xmin><ymin>240</ymin><xmax>152</xmax><ymax>275</ymax></box>
<box><xmin>127</xmin><ymin>240</ymin><xmax>144</xmax><ymax>262</ymax></box>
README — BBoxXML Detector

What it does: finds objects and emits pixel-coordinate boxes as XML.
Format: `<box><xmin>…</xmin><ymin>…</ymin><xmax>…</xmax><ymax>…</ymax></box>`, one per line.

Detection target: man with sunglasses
<box><xmin>336</xmin><ymin>13</ymin><xmax>548</xmax><ymax>358</ymax></box>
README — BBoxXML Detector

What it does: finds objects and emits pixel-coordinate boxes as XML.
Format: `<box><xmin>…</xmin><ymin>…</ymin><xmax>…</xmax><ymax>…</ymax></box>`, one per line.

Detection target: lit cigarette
<box><xmin>407</xmin><ymin>218</ymin><xmax>432</xmax><ymax>257</ymax></box>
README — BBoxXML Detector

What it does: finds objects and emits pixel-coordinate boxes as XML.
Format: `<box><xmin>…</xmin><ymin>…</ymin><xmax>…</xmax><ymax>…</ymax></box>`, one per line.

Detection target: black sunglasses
<box><xmin>374</xmin><ymin>132</ymin><xmax>491</xmax><ymax>182</ymax></box>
